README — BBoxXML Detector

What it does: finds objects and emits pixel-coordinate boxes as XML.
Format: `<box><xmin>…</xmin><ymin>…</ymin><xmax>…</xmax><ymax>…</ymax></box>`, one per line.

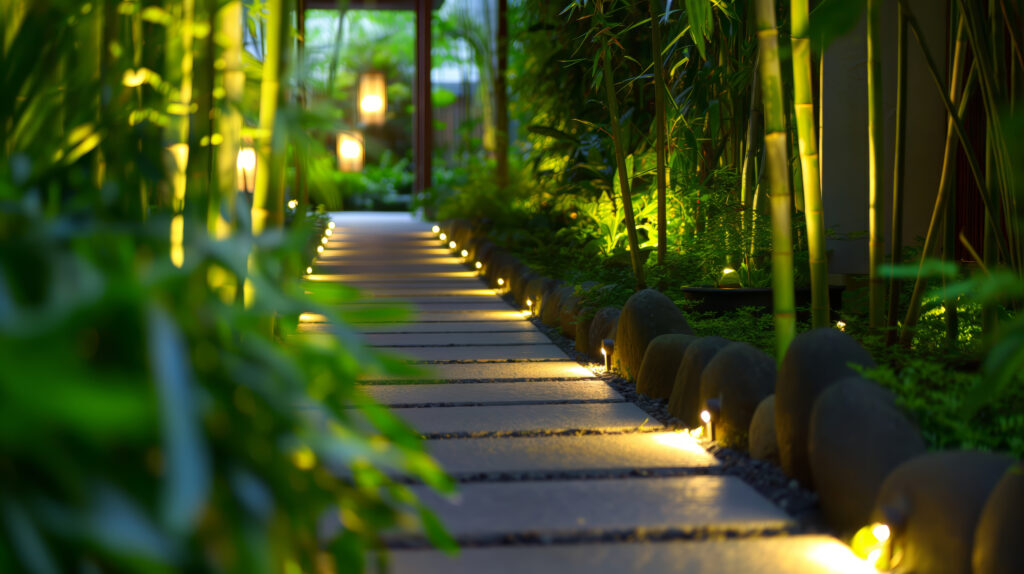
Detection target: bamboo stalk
<box><xmin>982</xmin><ymin>0</ymin><xmax>1002</xmax><ymax>335</ymax></box>
<box><xmin>899</xmin><ymin>18</ymin><xmax>970</xmax><ymax>346</ymax></box>
<box><xmin>650</xmin><ymin>0</ymin><xmax>667</xmax><ymax>266</ymax></box>
<box><xmin>215</xmin><ymin>0</ymin><xmax>243</xmax><ymax>236</ymax></box>
<box><xmin>886</xmin><ymin>3</ymin><xmax>909</xmax><ymax>345</ymax></box>
<box><xmin>740</xmin><ymin>56</ymin><xmax>761</xmax><ymax>244</ymax></box>
<box><xmin>867</xmin><ymin>0</ymin><xmax>885</xmax><ymax>329</ymax></box>
<box><xmin>602</xmin><ymin>49</ymin><xmax>646</xmax><ymax>291</ymax></box>
<box><xmin>754</xmin><ymin>0</ymin><xmax>795</xmax><ymax>360</ymax></box>
<box><xmin>251</xmin><ymin>0</ymin><xmax>284</xmax><ymax>236</ymax></box>
<box><xmin>791</xmin><ymin>0</ymin><xmax>829</xmax><ymax>329</ymax></box>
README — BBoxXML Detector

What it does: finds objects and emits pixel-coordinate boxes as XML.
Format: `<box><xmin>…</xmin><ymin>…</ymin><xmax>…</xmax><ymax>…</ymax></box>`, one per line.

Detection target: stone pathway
<box><xmin>302</xmin><ymin>212</ymin><xmax>872</xmax><ymax>574</ymax></box>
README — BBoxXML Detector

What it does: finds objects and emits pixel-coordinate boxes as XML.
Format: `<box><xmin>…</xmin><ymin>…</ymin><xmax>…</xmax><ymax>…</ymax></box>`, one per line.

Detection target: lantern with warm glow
<box><xmin>237</xmin><ymin>147</ymin><xmax>257</xmax><ymax>193</ymax></box>
<box><xmin>337</xmin><ymin>132</ymin><xmax>364</xmax><ymax>172</ymax></box>
<box><xmin>358</xmin><ymin>71</ymin><xmax>387</xmax><ymax>125</ymax></box>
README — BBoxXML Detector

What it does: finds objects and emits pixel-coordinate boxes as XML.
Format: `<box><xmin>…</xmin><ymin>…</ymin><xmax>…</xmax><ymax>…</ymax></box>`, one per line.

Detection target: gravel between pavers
<box><xmin>504</xmin><ymin>293</ymin><xmax>827</xmax><ymax>535</ymax></box>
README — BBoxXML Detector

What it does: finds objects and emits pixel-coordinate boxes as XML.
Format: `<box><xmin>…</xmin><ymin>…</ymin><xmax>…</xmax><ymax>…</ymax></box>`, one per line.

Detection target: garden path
<box><xmin>301</xmin><ymin>212</ymin><xmax>871</xmax><ymax>573</ymax></box>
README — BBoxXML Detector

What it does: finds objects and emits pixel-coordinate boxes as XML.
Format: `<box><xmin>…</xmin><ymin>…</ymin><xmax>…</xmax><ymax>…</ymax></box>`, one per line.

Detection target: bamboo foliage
<box><xmin>753</xmin><ymin>0</ymin><xmax>796</xmax><ymax>359</ymax></box>
<box><xmin>251</xmin><ymin>0</ymin><xmax>285</xmax><ymax>237</ymax></box>
<box><xmin>790</xmin><ymin>0</ymin><xmax>829</xmax><ymax>329</ymax></box>
<box><xmin>651</xmin><ymin>0</ymin><xmax>668</xmax><ymax>266</ymax></box>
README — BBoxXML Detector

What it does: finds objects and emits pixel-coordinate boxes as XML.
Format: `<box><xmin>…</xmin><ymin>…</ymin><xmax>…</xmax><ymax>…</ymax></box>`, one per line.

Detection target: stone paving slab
<box><xmin>360</xmin><ymin>361</ymin><xmax>594</xmax><ymax>381</ymax></box>
<box><xmin>341</xmin><ymin>296</ymin><xmax>508</xmax><ymax>306</ymax></box>
<box><xmin>387</xmin><ymin>344</ymin><xmax>569</xmax><ymax>361</ymax></box>
<box><xmin>388</xmin><ymin>403</ymin><xmax>651</xmax><ymax>435</ymax></box>
<box><xmin>307</xmin><ymin>271</ymin><xmax>480</xmax><ymax>281</ymax></box>
<box><xmin>365</xmin><ymin>380</ymin><xmax>621</xmax><ymax>406</ymax></box>
<box><xmin>387</xmin><ymin>536</ymin><xmax>872</xmax><ymax>574</ymax></box>
<box><xmin>364</xmin><ymin>331</ymin><xmax>548</xmax><ymax>346</ymax></box>
<box><xmin>392</xmin><ymin>476</ymin><xmax>792</xmax><ymax>542</ymax></box>
<box><xmin>356</xmin><ymin>289</ymin><xmax>496</xmax><ymax>299</ymax></box>
<box><xmin>302</xmin><ymin>310</ymin><xmax>528</xmax><ymax>324</ymax></box>
<box><xmin>306</xmin><ymin>321</ymin><xmax>536</xmax><ymax>334</ymax></box>
<box><xmin>425</xmin><ymin>432</ymin><xmax>717</xmax><ymax>474</ymax></box>
<box><xmin>336</xmin><ymin>301</ymin><xmax>516</xmax><ymax>313</ymax></box>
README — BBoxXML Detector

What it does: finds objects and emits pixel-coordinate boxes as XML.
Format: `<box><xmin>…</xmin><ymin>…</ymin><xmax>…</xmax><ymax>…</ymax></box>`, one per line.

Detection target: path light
<box><xmin>526</xmin><ymin>299</ymin><xmax>533</xmax><ymax>315</ymax></box>
<box><xmin>702</xmin><ymin>398</ymin><xmax>721</xmax><ymax>441</ymax></box>
<box><xmin>325</xmin><ymin>228</ymin><xmax>333</xmax><ymax>237</ymax></box>
<box><xmin>237</xmin><ymin>146</ymin><xmax>256</xmax><ymax>193</ymax></box>
<box><xmin>461</xmin><ymin>249</ymin><xmax>469</xmax><ymax>258</ymax></box>
<box><xmin>306</xmin><ymin>266</ymin><xmax>313</xmax><ymax>275</ymax></box>
<box><xmin>337</xmin><ymin>132</ymin><xmax>364</xmax><ymax>172</ymax></box>
<box><xmin>358</xmin><ymin>71</ymin><xmax>387</xmax><ymax>126</ymax></box>
<box><xmin>449</xmin><ymin>241</ymin><xmax>457</xmax><ymax>250</ymax></box>
<box><xmin>321</xmin><ymin>236</ymin><xmax>329</xmax><ymax>245</ymax></box>
<box><xmin>601</xmin><ymin>338</ymin><xmax>615</xmax><ymax>370</ymax></box>
<box><xmin>851</xmin><ymin>522</ymin><xmax>892</xmax><ymax>570</ymax></box>
<box><xmin>432</xmin><ymin>225</ymin><xmax>440</xmax><ymax>234</ymax></box>
<box><xmin>836</xmin><ymin>320</ymin><xmax>847</xmax><ymax>332</ymax></box>
<box><xmin>288</xmin><ymin>199</ymin><xmax>298</xmax><ymax>209</ymax></box>
<box><xmin>475</xmin><ymin>261</ymin><xmax>483</xmax><ymax>270</ymax></box>
<box><xmin>317</xmin><ymin>245</ymin><xmax>324</xmax><ymax>254</ymax></box>
<box><xmin>328</xmin><ymin>221</ymin><xmax>336</xmax><ymax>230</ymax></box>
<box><xmin>439</xmin><ymin>232</ymin><xmax>447</xmax><ymax>241</ymax></box>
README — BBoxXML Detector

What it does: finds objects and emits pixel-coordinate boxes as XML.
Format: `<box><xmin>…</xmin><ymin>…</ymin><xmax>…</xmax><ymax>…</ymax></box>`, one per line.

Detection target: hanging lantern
<box><xmin>236</xmin><ymin>146</ymin><xmax>257</xmax><ymax>193</ymax></box>
<box><xmin>337</xmin><ymin>132</ymin><xmax>364</xmax><ymax>172</ymax></box>
<box><xmin>358</xmin><ymin>71</ymin><xmax>387</xmax><ymax>126</ymax></box>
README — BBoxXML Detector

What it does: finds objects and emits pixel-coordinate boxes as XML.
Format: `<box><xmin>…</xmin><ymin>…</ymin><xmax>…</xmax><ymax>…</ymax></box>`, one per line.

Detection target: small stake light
<box><xmin>325</xmin><ymin>228</ymin><xmax>333</xmax><ymax>237</ymax></box>
<box><xmin>526</xmin><ymin>299</ymin><xmax>533</xmax><ymax>315</ymax></box>
<box><xmin>306</xmin><ymin>266</ymin><xmax>313</xmax><ymax>275</ymax></box>
<box><xmin>461</xmin><ymin>249</ymin><xmax>469</xmax><ymax>258</ymax></box>
<box><xmin>851</xmin><ymin>522</ymin><xmax>892</xmax><ymax>570</ymax></box>
<box><xmin>321</xmin><ymin>236</ymin><xmax>329</xmax><ymax>245</ymax></box>
<box><xmin>601</xmin><ymin>338</ymin><xmax>615</xmax><ymax>370</ymax></box>
<box><xmin>439</xmin><ymin>232</ymin><xmax>447</xmax><ymax>241</ymax></box>
<box><xmin>317</xmin><ymin>245</ymin><xmax>324</xmax><ymax>254</ymax></box>
<box><xmin>288</xmin><ymin>199</ymin><xmax>298</xmax><ymax>209</ymax></box>
<box><xmin>475</xmin><ymin>261</ymin><xmax>482</xmax><ymax>270</ymax></box>
<box><xmin>432</xmin><ymin>225</ymin><xmax>440</xmax><ymax>234</ymax></box>
<box><xmin>328</xmin><ymin>221</ymin><xmax>336</xmax><ymax>230</ymax></box>
<box><xmin>702</xmin><ymin>398</ymin><xmax>721</xmax><ymax>441</ymax></box>
<box><xmin>449</xmin><ymin>241</ymin><xmax>456</xmax><ymax>250</ymax></box>
<box><xmin>836</xmin><ymin>320</ymin><xmax>847</xmax><ymax>332</ymax></box>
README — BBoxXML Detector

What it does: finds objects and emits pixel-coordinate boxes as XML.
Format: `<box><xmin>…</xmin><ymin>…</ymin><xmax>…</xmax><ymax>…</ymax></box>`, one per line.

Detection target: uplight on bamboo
<box><xmin>236</xmin><ymin>146</ymin><xmax>257</xmax><ymax>193</ymax></box>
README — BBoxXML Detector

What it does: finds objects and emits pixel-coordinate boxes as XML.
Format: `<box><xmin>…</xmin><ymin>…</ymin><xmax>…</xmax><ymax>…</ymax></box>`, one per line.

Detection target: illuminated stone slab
<box><xmin>306</xmin><ymin>271</ymin><xmax>479</xmax><ymax>281</ymax></box>
<box><xmin>425</xmin><ymin>432</ymin><xmax>718</xmax><ymax>475</ymax></box>
<box><xmin>308</xmin><ymin>321</ymin><xmax>536</xmax><ymax>334</ymax></box>
<box><xmin>335</xmin><ymin>301</ymin><xmax>515</xmax><ymax>313</ymax></box>
<box><xmin>388</xmin><ymin>476</ymin><xmax>792</xmax><ymax>543</ymax></box>
<box><xmin>363</xmin><ymin>331</ymin><xmax>549</xmax><ymax>346</ymax></box>
<box><xmin>389</xmin><ymin>403</ymin><xmax>650</xmax><ymax>435</ymax></box>
<box><xmin>360</xmin><ymin>360</ymin><xmax>595</xmax><ymax>381</ymax></box>
<box><xmin>385</xmin><ymin>344</ymin><xmax>569</xmax><ymax>361</ymax></box>
<box><xmin>388</xmin><ymin>536</ymin><xmax>873</xmax><ymax>574</ymax></box>
<box><xmin>364</xmin><ymin>380</ymin><xmax>621</xmax><ymax>406</ymax></box>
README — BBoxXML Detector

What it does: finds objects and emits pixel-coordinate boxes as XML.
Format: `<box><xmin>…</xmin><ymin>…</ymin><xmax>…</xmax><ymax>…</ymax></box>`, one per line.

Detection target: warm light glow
<box><xmin>236</xmin><ymin>146</ymin><xmax>256</xmax><ymax>192</ymax></box>
<box><xmin>497</xmin><ymin>278</ymin><xmax>505</xmax><ymax>286</ymax></box>
<box><xmin>328</xmin><ymin>221</ymin><xmax>336</xmax><ymax>230</ymax></box>
<box><xmin>722</xmin><ymin>267</ymin><xmax>737</xmax><ymax>274</ymax></box>
<box><xmin>325</xmin><ymin>228</ymin><xmax>333</xmax><ymax>237</ymax></box>
<box><xmin>321</xmin><ymin>237</ymin><xmax>329</xmax><ymax>245</ymax></box>
<box><xmin>700</xmin><ymin>410</ymin><xmax>712</xmax><ymax>424</ymax></box>
<box><xmin>306</xmin><ymin>267</ymin><xmax>313</xmax><ymax>274</ymax></box>
<box><xmin>871</xmin><ymin>524</ymin><xmax>890</xmax><ymax>543</ymax></box>
<box><xmin>475</xmin><ymin>261</ymin><xmax>482</xmax><ymax>269</ymax></box>
<box><xmin>650</xmin><ymin>432</ymin><xmax>709</xmax><ymax>455</ymax></box>
<box><xmin>317</xmin><ymin>245</ymin><xmax>324</xmax><ymax>254</ymax></box>
<box><xmin>288</xmin><ymin>199</ymin><xmax>298</xmax><ymax>209</ymax></box>
<box><xmin>836</xmin><ymin>320</ymin><xmax>847</xmax><ymax>332</ymax></box>
<box><xmin>337</xmin><ymin>132</ymin><xmax>364</xmax><ymax>172</ymax></box>
<box><xmin>170</xmin><ymin>214</ymin><xmax>185</xmax><ymax>268</ymax></box>
<box><xmin>461</xmin><ymin>249</ymin><xmax>469</xmax><ymax>257</ymax></box>
<box><xmin>527</xmin><ymin>299</ymin><xmax>533</xmax><ymax>307</ymax></box>
<box><xmin>449</xmin><ymin>241</ymin><xmax>457</xmax><ymax>249</ymax></box>
<box><xmin>851</xmin><ymin>523</ymin><xmax>892</xmax><ymax>570</ymax></box>
<box><xmin>439</xmin><ymin>233</ymin><xmax>447</xmax><ymax>241</ymax></box>
<box><xmin>432</xmin><ymin>225</ymin><xmax>440</xmax><ymax>233</ymax></box>
<box><xmin>600</xmin><ymin>346</ymin><xmax>607</xmax><ymax>357</ymax></box>
<box><xmin>357</xmin><ymin>71</ymin><xmax>387</xmax><ymax>125</ymax></box>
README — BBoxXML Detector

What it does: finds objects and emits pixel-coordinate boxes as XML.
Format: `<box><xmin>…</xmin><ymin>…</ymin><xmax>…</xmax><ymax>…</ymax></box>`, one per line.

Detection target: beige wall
<box><xmin>820</xmin><ymin>0</ymin><xmax>947</xmax><ymax>275</ymax></box>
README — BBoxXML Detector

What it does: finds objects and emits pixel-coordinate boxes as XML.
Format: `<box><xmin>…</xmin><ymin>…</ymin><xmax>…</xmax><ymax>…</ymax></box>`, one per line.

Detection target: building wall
<box><xmin>820</xmin><ymin>0</ymin><xmax>948</xmax><ymax>275</ymax></box>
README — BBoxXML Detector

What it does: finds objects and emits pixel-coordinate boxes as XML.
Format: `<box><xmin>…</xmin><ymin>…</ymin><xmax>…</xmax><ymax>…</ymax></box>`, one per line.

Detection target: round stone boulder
<box><xmin>776</xmin><ymin>328</ymin><xmax>876</xmax><ymax>486</ymax></box>
<box><xmin>559</xmin><ymin>292</ymin><xmax>582</xmax><ymax>338</ymax></box>
<box><xmin>612</xmin><ymin>289</ymin><xmax>693</xmax><ymax>381</ymax></box>
<box><xmin>541</xmin><ymin>285</ymin><xmax>574</xmax><ymax>327</ymax></box>
<box><xmin>635</xmin><ymin>334</ymin><xmax>699</xmax><ymax>399</ymax></box>
<box><xmin>698</xmin><ymin>342</ymin><xmax>775</xmax><ymax>448</ymax></box>
<box><xmin>574</xmin><ymin>308</ymin><xmax>596</xmax><ymax>357</ymax></box>
<box><xmin>512</xmin><ymin>270</ymin><xmax>536</xmax><ymax>306</ymax></box>
<box><xmin>973</xmin><ymin>463</ymin><xmax>1024</xmax><ymax>574</ymax></box>
<box><xmin>809</xmin><ymin>377</ymin><xmax>926</xmax><ymax>535</ymax></box>
<box><xmin>873</xmin><ymin>451</ymin><xmax>1016</xmax><ymax>574</ymax></box>
<box><xmin>667</xmin><ymin>336</ymin><xmax>731</xmax><ymax>427</ymax></box>
<box><xmin>749</xmin><ymin>395</ymin><xmax>778</xmax><ymax>463</ymax></box>
<box><xmin>588</xmin><ymin>306</ymin><xmax>621</xmax><ymax>358</ymax></box>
